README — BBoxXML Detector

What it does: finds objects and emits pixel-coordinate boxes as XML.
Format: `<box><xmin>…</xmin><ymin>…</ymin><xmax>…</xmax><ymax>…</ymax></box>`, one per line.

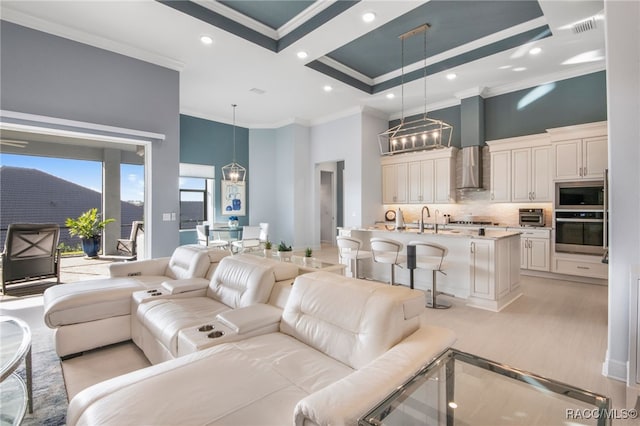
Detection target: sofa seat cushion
<box><xmin>44</xmin><ymin>278</ymin><xmax>144</xmax><ymax>328</ymax></box>
<box><xmin>68</xmin><ymin>332</ymin><xmax>353</xmax><ymax>426</ymax></box>
<box><xmin>137</xmin><ymin>297</ymin><xmax>231</xmax><ymax>356</ymax></box>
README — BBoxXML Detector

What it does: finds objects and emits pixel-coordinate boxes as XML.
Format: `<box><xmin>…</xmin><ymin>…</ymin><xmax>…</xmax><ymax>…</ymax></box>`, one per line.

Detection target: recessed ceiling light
<box><xmin>513</xmin><ymin>67</ymin><xmax>527</xmax><ymax>72</ymax></box>
<box><xmin>297</xmin><ymin>51</ymin><xmax>308</xmax><ymax>59</ymax></box>
<box><xmin>323</xmin><ymin>85</ymin><xmax>333</xmax><ymax>92</ymax></box>
<box><xmin>386</xmin><ymin>93</ymin><xmax>395</xmax><ymax>99</ymax></box>
<box><xmin>446</xmin><ymin>73</ymin><xmax>457</xmax><ymax>80</ymax></box>
<box><xmin>498</xmin><ymin>65</ymin><xmax>512</xmax><ymax>70</ymax></box>
<box><xmin>200</xmin><ymin>35</ymin><xmax>213</xmax><ymax>45</ymax></box>
<box><xmin>529</xmin><ymin>47</ymin><xmax>542</xmax><ymax>55</ymax></box>
<box><xmin>362</xmin><ymin>12</ymin><xmax>376</xmax><ymax>23</ymax></box>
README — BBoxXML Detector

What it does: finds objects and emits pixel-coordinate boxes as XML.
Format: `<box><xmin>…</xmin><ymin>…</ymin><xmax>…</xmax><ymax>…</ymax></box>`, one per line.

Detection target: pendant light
<box><xmin>378</xmin><ymin>24</ymin><xmax>453</xmax><ymax>156</ymax></box>
<box><xmin>221</xmin><ymin>104</ymin><xmax>246</xmax><ymax>182</ymax></box>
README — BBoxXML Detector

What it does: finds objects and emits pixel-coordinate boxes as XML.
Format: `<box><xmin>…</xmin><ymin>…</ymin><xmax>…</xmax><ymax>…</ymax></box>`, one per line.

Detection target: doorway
<box><xmin>318</xmin><ymin>161</ymin><xmax>344</xmax><ymax>245</ymax></box>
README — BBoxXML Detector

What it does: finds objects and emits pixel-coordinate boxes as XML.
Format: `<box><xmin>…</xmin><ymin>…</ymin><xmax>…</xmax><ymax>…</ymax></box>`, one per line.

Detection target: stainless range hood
<box><xmin>458</xmin><ymin>146</ymin><xmax>483</xmax><ymax>190</ymax></box>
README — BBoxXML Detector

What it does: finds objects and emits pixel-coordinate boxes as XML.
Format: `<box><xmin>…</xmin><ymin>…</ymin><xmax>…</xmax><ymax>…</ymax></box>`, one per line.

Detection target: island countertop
<box><xmin>339</xmin><ymin>225</ymin><xmax>522</xmax><ymax>240</ymax></box>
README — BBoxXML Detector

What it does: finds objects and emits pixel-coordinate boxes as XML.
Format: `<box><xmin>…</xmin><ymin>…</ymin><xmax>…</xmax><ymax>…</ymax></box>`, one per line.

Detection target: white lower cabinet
<box><xmin>469</xmin><ymin>239</ymin><xmax>494</xmax><ymax>300</ymax></box>
<box><xmin>509</xmin><ymin>228</ymin><xmax>550</xmax><ymax>272</ymax></box>
<box><xmin>553</xmin><ymin>254</ymin><xmax>608</xmax><ymax>279</ymax></box>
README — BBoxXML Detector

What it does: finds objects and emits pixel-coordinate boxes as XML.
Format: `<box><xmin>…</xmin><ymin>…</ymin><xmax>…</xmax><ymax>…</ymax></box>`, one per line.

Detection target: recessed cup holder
<box><xmin>197</xmin><ymin>324</ymin><xmax>214</xmax><ymax>332</ymax></box>
<box><xmin>207</xmin><ymin>330</ymin><xmax>225</xmax><ymax>339</ymax></box>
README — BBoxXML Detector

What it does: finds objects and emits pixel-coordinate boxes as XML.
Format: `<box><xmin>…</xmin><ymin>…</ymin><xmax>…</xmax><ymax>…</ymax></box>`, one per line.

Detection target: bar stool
<box><xmin>409</xmin><ymin>241</ymin><xmax>450</xmax><ymax>309</ymax></box>
<box><xmin>336</xmin><ymin>236</ymin><xmax>372</xmax><ymax>278</ymax></box>
<box><xmin>370</xmin><ymin>237</ymin><xmax>406</xmax><ymax>285</ymax></box>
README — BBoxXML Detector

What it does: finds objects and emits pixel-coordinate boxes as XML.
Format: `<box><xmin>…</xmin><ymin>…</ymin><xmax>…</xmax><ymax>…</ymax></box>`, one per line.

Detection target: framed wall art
<box><xmin>221</xmin><ymin>180</ymin><xmax>246</xmax><ymax>216</ymax></box>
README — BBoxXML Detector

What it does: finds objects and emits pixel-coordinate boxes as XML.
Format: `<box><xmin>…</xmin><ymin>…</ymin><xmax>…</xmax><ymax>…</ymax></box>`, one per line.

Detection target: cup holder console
<box><xmin>146</xmin><ymin>289</ymin><xmax>162</xmax><ymax>297</ymax></box>
<box><xmin>207</xmin><ymin>330</ymin><xmax>225</xmax><ymax>339</ymax></box>
<box><xmin>197</xmin><ymin>324</ymin><xmax>214</xmax><ymax>332</ymax></box>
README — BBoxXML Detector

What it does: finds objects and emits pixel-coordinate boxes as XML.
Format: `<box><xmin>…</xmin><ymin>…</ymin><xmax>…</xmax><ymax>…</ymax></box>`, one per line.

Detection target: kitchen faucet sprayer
<box><xmin>419</xmin><ymin>206</ymin><xmax>431</xmax><ymax>233</ymax></box>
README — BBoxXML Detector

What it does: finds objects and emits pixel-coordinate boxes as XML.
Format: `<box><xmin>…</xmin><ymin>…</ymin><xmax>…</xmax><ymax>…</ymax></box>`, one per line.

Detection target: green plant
<box><xmin>264</xmin><ymin>240</ymin><xmax>272</xmax><ymax>250</ymax></box>
<box><xmin>277</xmin><ymin>241</ymin><xmax>292</xmax><ymax>252</ymax></box>
<box><xmin>305</xmin><ymin>247</ymin><xmax>313</xmax><ymax>257</ymax></box>
<box><xmin>65</xmin><ymin>208</ymin><xmax>115</xmax><ymax>239</ymax></box>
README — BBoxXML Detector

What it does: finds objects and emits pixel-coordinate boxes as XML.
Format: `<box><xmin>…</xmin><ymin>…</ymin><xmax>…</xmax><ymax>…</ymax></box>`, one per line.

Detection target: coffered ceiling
<box><xmin>0</xmin><ymin>1</ymin><xmax>605</xmax><ymax>128</ymax></box>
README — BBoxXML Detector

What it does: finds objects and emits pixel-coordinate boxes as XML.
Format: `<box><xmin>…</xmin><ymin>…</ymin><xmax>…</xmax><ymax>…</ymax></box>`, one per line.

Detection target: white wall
<box><xmin>603</xmin><ymin>0</ymin><xmax>640</xmax><ymax>382</ymax></box>
<box><xmin>360</xmin><ymin>110</ymin><xmax>388</xmax><ymax>226</ymax></box>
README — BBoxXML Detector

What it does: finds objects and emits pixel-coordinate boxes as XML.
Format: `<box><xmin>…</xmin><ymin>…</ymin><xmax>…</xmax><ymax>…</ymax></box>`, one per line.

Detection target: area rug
<box><xmin>18</xmin><ymin>316</ymin><xmax>68</xmax><ymax>426</ymax></box>
<box><xmin>6</xmin><ymin>303</ymin><xmax>68</xmax><ymax>426</ymax></box>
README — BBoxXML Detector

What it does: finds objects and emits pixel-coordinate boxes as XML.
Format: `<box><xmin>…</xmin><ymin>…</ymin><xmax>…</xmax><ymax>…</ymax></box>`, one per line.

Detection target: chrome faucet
<box><xmin>419</xmin><ymin>206</ymin><xmax>431</xmax><ymax>233</ymax></box>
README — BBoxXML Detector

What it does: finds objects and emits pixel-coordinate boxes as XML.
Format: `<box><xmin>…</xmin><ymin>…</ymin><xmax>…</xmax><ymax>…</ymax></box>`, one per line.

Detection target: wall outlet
<box><xmin>171</xmin><ymin>212</ymin><xmax>176</xmax><ymax>221</ymax></box>
<box><xmin>162</xmin><ymin>213</ymin><xmax>171</xmax><ymax>221</ymax></box>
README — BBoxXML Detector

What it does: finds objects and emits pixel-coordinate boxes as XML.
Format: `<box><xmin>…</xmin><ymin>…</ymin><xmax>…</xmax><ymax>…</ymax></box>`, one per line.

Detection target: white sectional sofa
<box><xmin>43</xmin><ymin>245</ymin><xmax>229</xmax><ymax>357</ymax></box>
<box><xmin>66</xmin><ymin>271</ymin><xmax>456</xmax><ymax>426</ymax></box>
<box><xmin>133</xmin><ymin>254</ymin><xmax>298</xmax><ymax>364</ymax></box>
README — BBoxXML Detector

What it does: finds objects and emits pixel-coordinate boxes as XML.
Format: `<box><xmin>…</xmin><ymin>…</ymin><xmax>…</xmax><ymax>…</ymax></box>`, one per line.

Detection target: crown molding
<box><xmin>315</xmin><ymin>56</ymin><xmax>375</xmax><ymax>86</ymax></box>
<box><xmin>277</xmin><ymin>0</ymin><xmax>336</xmax><ymax>38</ymax></box>
<box><xmin>197</xmin><ymin>0</ymin><xmax>278</xmax><ymax>39</ymax></box>
<box><xmin>455</xmin><ymin>87</ymin><xmax>489</xmax><ymax>99</ymax></box>
<box><xmin>1</xmin><ymin>7</ymin><xmax>185</xmax><ymax>72</ymax></box>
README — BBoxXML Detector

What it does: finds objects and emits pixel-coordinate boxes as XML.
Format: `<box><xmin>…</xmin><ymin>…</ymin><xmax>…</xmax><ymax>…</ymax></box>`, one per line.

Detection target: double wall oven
<box><xmin>554</xmin><ymin>180</ymin><xmax>607</xmax><ymax>256</ymax></box>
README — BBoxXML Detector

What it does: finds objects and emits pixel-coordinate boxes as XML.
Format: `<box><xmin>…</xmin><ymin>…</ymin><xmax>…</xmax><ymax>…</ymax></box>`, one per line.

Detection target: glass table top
<box><xmin>359</xmin><ymin>349</ymin><xmax>612</xmax><ymax>426</ymax></box>
<box><xmin>0</xmin><ymin>316</ymin><xmax>32</xmax><ymax>426</ymax></box>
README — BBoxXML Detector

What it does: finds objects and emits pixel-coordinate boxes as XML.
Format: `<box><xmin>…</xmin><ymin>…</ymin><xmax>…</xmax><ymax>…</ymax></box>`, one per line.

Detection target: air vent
<box><xmin>249</xmin><ymin>87</ymin><xmax>266</xmax><ymax>95</ymax></box>
<box><xmin>573</xmin><ymin>17</ymin><xmax>597</xmax><ymax>34</ymax></box>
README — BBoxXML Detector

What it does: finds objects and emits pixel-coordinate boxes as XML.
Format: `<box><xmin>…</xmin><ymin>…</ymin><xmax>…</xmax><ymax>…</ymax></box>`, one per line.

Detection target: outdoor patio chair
<box><xmin>116</xmin><ymin>221</ymin><xmax>144</xmax><ymax>259</ymax></box>
<box><xmin>1</xmin><ymin>223</ymin><xmax>61</xmax><ymax>293</ymax></box>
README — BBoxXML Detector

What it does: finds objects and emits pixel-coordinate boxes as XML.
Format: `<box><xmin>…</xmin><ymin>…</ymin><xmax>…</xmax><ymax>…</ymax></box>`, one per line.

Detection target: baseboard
<box><xmin>521</xmin><ymin>269</ymin><xmax>608</xmax><ymax>285</ymax></box>
<box><xmin>602</xmin><ymin>355</ymin><xmax>627</xmax><ymax>382</ymax></box>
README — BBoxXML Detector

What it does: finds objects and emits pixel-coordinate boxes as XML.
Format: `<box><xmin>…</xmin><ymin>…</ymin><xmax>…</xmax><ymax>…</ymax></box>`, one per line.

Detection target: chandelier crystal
<box><xmin>379</xmin><ymin>24</ymin><xmax>453</xmax><ymax>156</ymax></box>
<box><xmin>221</xmin><ymin>104</ymin><xmax>246</xmax><ymax>182</ymax></box>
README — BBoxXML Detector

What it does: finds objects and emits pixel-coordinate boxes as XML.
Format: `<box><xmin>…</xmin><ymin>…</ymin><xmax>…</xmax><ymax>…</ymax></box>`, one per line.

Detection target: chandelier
<box><xmin>221</xmin><ymin>104</ymin><xmax>246</xmax><ymax>182</ymax></box>
<box><xmin>379</xmin><ymin>24</ymin><xmax>453</xmax><ymax>156</ymax></box>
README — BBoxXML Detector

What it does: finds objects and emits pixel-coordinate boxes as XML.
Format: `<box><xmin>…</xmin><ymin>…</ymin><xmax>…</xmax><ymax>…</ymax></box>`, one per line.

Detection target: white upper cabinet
<box><xmin>548</xmin><ymin>122</ymin><xmax>608</xmax><ymax>181</ymax></box>
<box><xmin>488</xmin><ymin>134</ymin><xmax>550</xmax><ymax>203</ymax></box>
<box><xmin>489</xmin><ymin>150</ymin><xmax>511</xmax><ymax>202</ymax></box>
<box><xmin>382</xmin><ymin>163</ymin><xmax>407</xmax><ymax>204</ymax></box>
<box><xmin>381</xmin><ymin>148</ymin><xmax>456</xmax><ymax>204</ymax></box>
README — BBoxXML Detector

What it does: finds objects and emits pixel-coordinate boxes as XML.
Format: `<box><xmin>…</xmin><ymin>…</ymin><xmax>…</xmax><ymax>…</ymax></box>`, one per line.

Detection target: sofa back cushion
<box><xmin>232</xmin><ymin>253</ymin><xmax>298</xmax><ymax>281</ymax></box>
<box><xmin>206</xmin><ymin>256</ymin><xmax>276</xmax><ymax>308</ymax></box>
<box><xmin>204</xmin><ymin>249</ymin><xmax>232</xmax><ymax>280</ymax></box>
<box><xmin>164</xmin><ymin>245</ymin><xmax>211</xmax><ymax>280</ymax></box>
<box><xmin>280</xmin><ymin>271</ymin><xmax>424</xmax><ymax>370</ymax></box>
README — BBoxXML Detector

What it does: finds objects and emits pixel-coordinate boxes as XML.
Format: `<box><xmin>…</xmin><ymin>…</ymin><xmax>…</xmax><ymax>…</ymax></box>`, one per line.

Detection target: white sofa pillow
<box><xmin>281</xmin><ymin>271</ymin><xmax>424</xmax><ymax>370</ymax></box>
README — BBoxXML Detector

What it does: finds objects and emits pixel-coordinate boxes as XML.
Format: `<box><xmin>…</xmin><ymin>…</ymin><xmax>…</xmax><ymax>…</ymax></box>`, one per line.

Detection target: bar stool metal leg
<box><xmin>427</xmin><ymin>270</ymin><xmax>451</xmax><ymax>309</ymax></box>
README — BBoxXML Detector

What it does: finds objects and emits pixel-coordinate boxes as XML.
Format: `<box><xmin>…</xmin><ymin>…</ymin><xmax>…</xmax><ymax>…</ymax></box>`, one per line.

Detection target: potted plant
<box><xmin>66</xmin><ymin>208</ymin><xmax>115</xmax><ymax>258</ymax></box>
<box><xmin>303</xmin><ymin>247</ymin><xmax>313</xmax><ymax>265</ymax></box>
<box><xmin>277</xmin><ymin>241</ymin><xmax>292</xmax><ymax>261</ymax></box>
<box><xmin>264</xmin><ymin>240</ymin><xmax>272</xmax><ymax>258</ymax></box>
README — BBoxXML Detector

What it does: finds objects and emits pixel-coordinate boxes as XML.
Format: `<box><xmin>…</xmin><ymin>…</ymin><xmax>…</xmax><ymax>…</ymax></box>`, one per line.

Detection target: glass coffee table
<box><xmin>0</xmin><ymin>316</ymin><xmax>33</xmax><ymax>425</ymax></box>
<box><xmin>359</xmin><ymin>349</ymin><xmax>611</xmax><ymax>426</ymax></box>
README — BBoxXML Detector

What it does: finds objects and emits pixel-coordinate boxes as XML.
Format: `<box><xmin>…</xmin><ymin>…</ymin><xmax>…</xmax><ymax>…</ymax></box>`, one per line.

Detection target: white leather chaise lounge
<box><xmin>43</xmin><ymin>245</ymin><xmax>229</xmax><ymax>358</ymax></box>
<box><xmin>66</xmin><ymin>271</ymin><xmax>456</xmax><ymax>426</ymax></box>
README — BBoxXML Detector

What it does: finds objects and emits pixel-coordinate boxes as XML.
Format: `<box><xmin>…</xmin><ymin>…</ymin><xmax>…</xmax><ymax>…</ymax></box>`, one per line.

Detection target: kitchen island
<box><xmin>342</xmin><ymin>225</ymin><xmax>522</xmax><ymax>312</ymax></box>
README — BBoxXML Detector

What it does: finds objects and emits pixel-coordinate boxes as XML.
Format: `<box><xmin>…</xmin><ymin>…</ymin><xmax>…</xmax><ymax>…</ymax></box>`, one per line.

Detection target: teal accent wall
<box><xmin>390</xmin><ymin>105</ymin><xmax>463</xmax><ymax>148</ymax></box>
<box><xmin>485</xmin><ymin>71</ymin><xmax>607</xmax><ymax>140</ymax></box>
<box><xmin>180</xmin><ymin>114</ymin><xmax>250</xmax><ymax>226</ymax></box>
<box><xmin>461</xmin><ymin>96</ymin><xmax>485</xmax><ymax>147</ymax></box>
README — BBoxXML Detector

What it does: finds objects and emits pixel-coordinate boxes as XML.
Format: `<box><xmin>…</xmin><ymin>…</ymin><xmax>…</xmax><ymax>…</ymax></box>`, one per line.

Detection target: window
<box><xmin>179</xmin><ymin>177</ymin><xmax>207</xmax><ymax>230</ymax></box>
<box><xmin>179</xmin><ymin>164</ymin><xmax>215</xmax><ymax>230</ymax></box>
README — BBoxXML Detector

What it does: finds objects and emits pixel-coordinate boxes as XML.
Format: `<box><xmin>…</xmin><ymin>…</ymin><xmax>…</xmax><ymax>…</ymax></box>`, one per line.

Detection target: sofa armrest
<box><xmin>108</xmin><ymin>257</ymin><xmax>170</xmax><ymax>277</ymax></box>
<box><xmin>293</xmin><ymin>325</ymin><xmax>456</xmax><ymax>426</ymax></box>
<box><xmin>215</xmin><ymin>304</ymin><xmax>282</xmax><ymax>334</ymax></box>
<box><xmin>161</xmin><ymin>278</ymin><xmax>210</xmax><ymax>294</ymax></box>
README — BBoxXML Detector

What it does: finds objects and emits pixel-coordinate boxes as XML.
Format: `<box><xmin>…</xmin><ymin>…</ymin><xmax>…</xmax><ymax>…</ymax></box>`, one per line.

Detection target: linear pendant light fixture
<box><xmin>378</xmin><ymin>24</ymin><xmax>453</xmax><ymax>156</ymax></box>
<box><xmin>221</xmin><ymin>104</ymin><xmax>246</xmax><ymax>182</ymax></box>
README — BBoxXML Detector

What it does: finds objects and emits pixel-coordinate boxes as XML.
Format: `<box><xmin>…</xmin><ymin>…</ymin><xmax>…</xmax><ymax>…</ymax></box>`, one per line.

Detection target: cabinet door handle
<box><xmin>577</xmin><ymin>266</ymin><xmax>590</xmax><ymax>270</ymax></box>
<box><xmin>579</xmin><ymin>167</ymin><xmax>583</xmax><ymax>176</ymax></box>
<box><xmin>583</xmin><ymin>167</ymin><xmax>587</xmax><ymax>176</ymax></box>
<box><xmin>470</xmin><ymin>242</ymin><xmax>475</xmax><ymax>253</ymax></box>
<box><xmin>531</xmin><ymin>191</ymin><xmax>535</xmax><ymax>200</ymax></box>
